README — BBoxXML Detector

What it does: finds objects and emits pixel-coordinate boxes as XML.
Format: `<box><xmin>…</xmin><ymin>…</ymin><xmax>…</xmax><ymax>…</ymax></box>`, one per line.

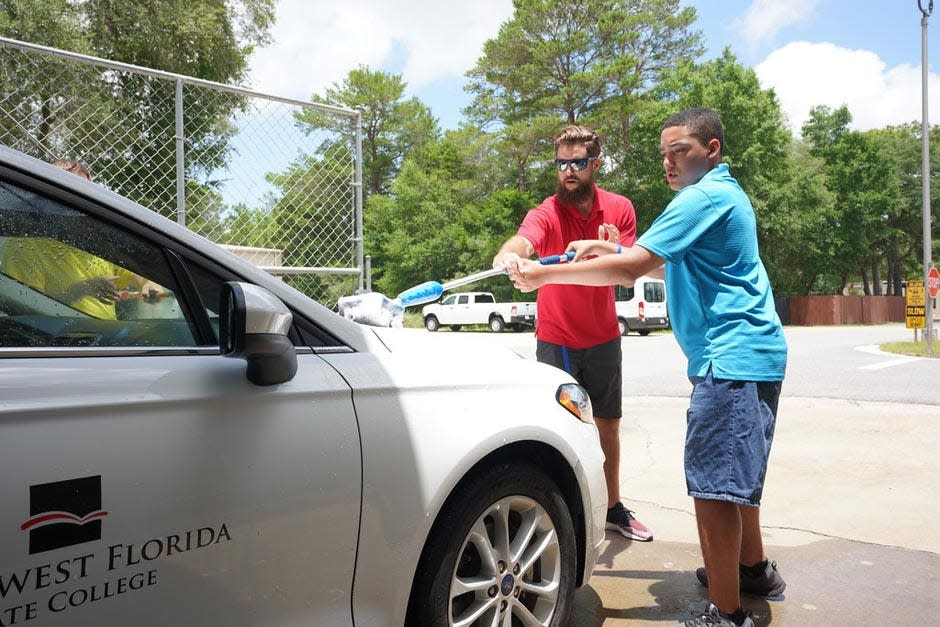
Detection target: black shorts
<box><xmin>536</xmin><ymin>337</ymin><xmax>622</xmax><ymax>418</ymax></box>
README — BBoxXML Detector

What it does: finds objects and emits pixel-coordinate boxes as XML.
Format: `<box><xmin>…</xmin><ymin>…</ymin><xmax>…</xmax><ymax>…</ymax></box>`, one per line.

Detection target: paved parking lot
<box><xmin>572</xmin><ymin>396</ymin><xmax>940</xmax><ymax>626</ymax></box>
<box><xmin>420</xmin><ymin>323</ymin><xmax>940</xmax><ymax>625</ymax></box>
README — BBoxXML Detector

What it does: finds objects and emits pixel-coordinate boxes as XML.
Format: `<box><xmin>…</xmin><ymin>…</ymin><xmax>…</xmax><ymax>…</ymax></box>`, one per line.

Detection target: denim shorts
<box><xmin>685</xmin><ymin>370</ymin><xmax>782</xmax><ymax>506</ymax></box>
<box><xmin>536</xmin><ymin>338</ymin><xmax>622</xmax><ymax>418</ymax></box>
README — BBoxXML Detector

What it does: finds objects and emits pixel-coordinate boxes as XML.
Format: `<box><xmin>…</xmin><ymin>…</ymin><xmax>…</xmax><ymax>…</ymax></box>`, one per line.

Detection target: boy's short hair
<box><xmin>554</xmin><ymin>125</ymin><xmax>601</xmax><ymax>158</ymax></box>
<box><xmin>662</xmin><ymin>108</ymin><xmax>724</xmax><ymax>156</ymax></box>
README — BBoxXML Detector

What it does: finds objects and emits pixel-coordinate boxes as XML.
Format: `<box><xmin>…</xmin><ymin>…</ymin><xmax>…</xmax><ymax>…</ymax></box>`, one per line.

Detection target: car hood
<box><xmin>361</xmin><ymin>327</ymin><xmax>572</xmax><ymax>389</ymax></box>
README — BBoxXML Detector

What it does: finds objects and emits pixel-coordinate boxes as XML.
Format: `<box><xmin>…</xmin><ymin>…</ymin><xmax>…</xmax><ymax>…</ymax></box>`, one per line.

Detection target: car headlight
<box><xmin>556</xmin><ymin>383</ymin><xmax>593</xmax><ymax>424</ymax></box>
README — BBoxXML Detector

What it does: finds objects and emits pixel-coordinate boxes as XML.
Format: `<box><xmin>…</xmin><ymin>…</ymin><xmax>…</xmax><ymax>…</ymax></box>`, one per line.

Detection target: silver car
<box><xmin>0</xmin><ymin>146</ymin><xmax>606</xmax><ymax>626</ymax></box>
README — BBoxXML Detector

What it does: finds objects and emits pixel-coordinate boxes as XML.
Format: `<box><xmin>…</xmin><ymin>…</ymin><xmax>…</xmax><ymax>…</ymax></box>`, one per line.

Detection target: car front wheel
<box><xmin>425</xmin><ymin>315</ymin><xmax>440</xmax><ymax>332</ymax></box>
<box><xmin>407</xmin><ymin>463</ymin><xmax>576</xmax><ymax>626</ymax></box>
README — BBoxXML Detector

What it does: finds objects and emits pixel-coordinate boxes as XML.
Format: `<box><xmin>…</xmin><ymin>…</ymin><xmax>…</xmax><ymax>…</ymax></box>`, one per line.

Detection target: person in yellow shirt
<box><xmin>2</xmin><ymin>159</ymin><xmax>144</xmax><ymax>320</ymax></box>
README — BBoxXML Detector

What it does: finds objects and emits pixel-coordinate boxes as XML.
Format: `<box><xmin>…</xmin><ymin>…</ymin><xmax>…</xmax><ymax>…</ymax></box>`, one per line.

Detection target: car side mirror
<box><xmin>219</xmin><ymin>282</ymin><xmax>298</xmax><ymax>386</ymax></box>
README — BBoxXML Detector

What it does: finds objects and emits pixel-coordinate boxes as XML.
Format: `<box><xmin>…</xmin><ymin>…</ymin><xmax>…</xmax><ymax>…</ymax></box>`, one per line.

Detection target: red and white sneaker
<box><xmin>605</xmin><ymin>502</ymin><xmax>653</xmax><ymax>541</ymax></box>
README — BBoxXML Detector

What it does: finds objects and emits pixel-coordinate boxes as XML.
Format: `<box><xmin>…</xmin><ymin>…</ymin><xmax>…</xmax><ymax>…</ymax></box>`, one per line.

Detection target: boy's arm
<box><xmin>508</xmin><ymin>244</ymin><xmax>665</xmax><ymax>292</ymax></box>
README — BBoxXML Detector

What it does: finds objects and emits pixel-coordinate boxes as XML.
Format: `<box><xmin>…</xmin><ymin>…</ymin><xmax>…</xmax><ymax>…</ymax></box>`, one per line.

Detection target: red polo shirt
<box><xmin>517</xmin><ymin>186</ymin><xmax>637</xmax><ymax>348</ymax></box>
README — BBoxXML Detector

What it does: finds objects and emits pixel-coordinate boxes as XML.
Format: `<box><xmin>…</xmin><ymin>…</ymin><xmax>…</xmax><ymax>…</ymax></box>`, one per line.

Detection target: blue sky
<box><xmin>247</xmin><ymin>0</ymin><xmax>940</xmax><ymax>134</ymax></box>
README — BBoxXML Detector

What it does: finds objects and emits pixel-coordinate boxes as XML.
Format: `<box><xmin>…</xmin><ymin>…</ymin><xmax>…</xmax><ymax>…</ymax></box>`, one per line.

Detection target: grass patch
<box><xmin>880</xmin><ymin>341</ymin><xmax>940</xmax><ymax>358</ymax></box>
<box><xmin>403</xmin><ymin>311</ymin><xmax>424</xmax><ymax>329</ymax></box>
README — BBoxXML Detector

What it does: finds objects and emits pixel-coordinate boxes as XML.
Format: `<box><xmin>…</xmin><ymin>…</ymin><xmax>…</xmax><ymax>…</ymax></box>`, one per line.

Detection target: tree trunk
<box><xmin>891</xmin><ymin>258</ymin><xmax>904</xmax><ymax>295</ymax></box>
<box><xmin>516</xmin><ymin>158</ymin><xmax>527</xmax><ymax>192</ymax></box>
<box><xmin>871</xmin><ymin>258</ymin><xmax>882</xmax><ymax>295</ymax></box>
<box><xmin>859</xmin><ymin>266</ymin><xmax>871</xmax><ymax>295</ymax></box>
<box><xmin>804</xmin><ymin>274</ymin><xmax>817</xmax><ymax>296</ymax></box>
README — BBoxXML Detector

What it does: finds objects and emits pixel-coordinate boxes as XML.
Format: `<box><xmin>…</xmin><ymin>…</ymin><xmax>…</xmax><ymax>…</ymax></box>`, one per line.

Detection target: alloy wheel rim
<box><xmin>448</xmin><ymin>494</ymin><xmax>561</xmax><ymax>626</ymax></box>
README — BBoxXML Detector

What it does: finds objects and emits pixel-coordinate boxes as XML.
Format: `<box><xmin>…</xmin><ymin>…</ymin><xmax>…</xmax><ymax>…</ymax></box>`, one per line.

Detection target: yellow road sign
<box><xmin>907</xmin><ymin>280</ymin><xmax>926</xmax><ymax>306</ymax></box>
<box><xmin>907</xmin><ymin>280</ymin><xmax>926</xmax><ymax>329</ymax></box>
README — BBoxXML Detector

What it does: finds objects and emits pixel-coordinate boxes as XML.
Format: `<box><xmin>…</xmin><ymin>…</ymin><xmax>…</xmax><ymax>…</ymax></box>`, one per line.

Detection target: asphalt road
<box><xmin>464</xmin><ymin>322</ymin><xmax>940</xmax><ymax>405</ymax></box>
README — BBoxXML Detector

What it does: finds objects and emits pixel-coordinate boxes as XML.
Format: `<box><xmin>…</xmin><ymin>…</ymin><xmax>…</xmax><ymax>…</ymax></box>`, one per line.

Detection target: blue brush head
<box><xmin>397</xmin><ymin>281</ymin><xmax>444</xmax><ymax>307</ymax></box>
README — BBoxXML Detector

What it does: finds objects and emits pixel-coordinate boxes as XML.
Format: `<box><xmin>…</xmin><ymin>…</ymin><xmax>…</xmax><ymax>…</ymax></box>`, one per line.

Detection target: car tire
<box><xmin>450</xmin><ymin>325</ymin><xmax>462</xmax><ymax>332</ymax></box>
<box><xmin>425</xmin><ymin>316</ymin><xmax>440</xmax><ymax>332</ymax></box>
<box><xmin>638</xmin><ymin>329</ymin><xmax>651</xmax><ymax>336</ymax></box>
<box><xmin>489</xmin><ymin>316</ymin><xmax>505</xmax><ymax>333</ymax></box>
<box><xmin>407</xmin><ymin>462</ymin><xmax>576</xmax><ymax>627</ymax></box>
<box><xmin>618</xmin><ymin>317</ymin><xmax>629</xmax><ymax>336</ymax></box>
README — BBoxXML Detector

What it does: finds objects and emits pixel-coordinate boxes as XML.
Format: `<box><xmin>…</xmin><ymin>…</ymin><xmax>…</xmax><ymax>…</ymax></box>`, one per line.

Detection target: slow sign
<box><xmin>906</xmin><ymin>280</ymin><xmax>926</xmax><ymax>329</ymax></box>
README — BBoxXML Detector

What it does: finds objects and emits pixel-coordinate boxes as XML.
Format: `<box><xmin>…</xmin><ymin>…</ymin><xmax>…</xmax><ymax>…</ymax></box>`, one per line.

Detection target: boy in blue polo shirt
<box><xmin>504</xmin><ymin>108</ymin><xmax>788</xmax><ymax>627</ymax></box>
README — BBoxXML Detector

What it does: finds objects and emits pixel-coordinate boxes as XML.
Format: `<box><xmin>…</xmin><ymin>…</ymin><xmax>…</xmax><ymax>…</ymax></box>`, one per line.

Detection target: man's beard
<box><xmin>556</xmin><ymin>177</ymin><xmax>594</xmax><ymax>206</ymax></box>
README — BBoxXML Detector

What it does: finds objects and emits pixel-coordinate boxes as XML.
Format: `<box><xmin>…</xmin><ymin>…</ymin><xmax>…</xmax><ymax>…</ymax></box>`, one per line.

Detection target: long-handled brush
<box><xmin>338</xmin><ymin>252</ymin><xmax>574</xmax><ymax>327</ymax></box>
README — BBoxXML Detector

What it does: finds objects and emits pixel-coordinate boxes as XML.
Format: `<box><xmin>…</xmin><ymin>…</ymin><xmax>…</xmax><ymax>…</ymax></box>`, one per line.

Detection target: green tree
<box><xmin>465</xmin><ymin>0</ymin><xmax>701</xmax><ymax>193</ymax></box>
<box><xmin>870</xmin><ymin>123</ymin><xmax>940</xmax><ymax>294</ymax></box>
<box><xmin>759</xmin><ymin>142</ymin><xmax>835</xmax><ymax>295</ymax></box>
<box><xmin>802</xmin><ymin>105</ymin><xmax>901</xmax><ymax>294</ymax></box>
<box><xmin>625</xmin><ymin>50</ymin><xmax>791</xmax><ymax>236</ymax></box>
<box><xmin>296</xmin><ymin>66</ymin><xmax>439</xmax><ymax>198</ymax></box>
<box><xmin>266</xmin><ymin>152</ymin><xmax>357</xmax><ymax>302</ymax></box>
<box><xmin>0</xmin><ymin>0</ymin><xmax>274</xmax><ymax>227</ymax></box>
<box><xmin>365</xmin><ymin>129</ymin><xmax>536</xmax><ymax>300</ymax></box>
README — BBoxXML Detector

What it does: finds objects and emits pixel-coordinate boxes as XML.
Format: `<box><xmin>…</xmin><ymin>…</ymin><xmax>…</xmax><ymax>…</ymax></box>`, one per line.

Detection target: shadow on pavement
<box><xmin>573</xmin><ymin>534</ymin><xmax>940</xmax><ymax>625</ymax></box>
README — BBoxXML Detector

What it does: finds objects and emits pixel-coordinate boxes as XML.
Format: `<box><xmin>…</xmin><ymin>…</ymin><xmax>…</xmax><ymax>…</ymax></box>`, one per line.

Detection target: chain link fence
<box><xmin>0</xmin><ymin>37</ymin><xmax>364</xmax><ymax>308</ymax></box>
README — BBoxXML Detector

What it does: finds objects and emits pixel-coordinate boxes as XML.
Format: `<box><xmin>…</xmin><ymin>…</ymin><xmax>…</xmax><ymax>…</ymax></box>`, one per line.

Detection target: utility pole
<box><xmin>920</xmin><ymin>0</ymin><xmax>935</xmax><ymax>355</ymax></box>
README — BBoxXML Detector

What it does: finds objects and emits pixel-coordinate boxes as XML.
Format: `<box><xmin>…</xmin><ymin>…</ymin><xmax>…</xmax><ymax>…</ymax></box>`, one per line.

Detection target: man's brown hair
<box><xmin>554</xmin><ymin>125</ymin><xmax>601</xmax><ymax>158</ymax></box>
<box><xmin>51</xmin><ymin>158</ymin><xmax>93</xmax><ymax>181</ymax></box>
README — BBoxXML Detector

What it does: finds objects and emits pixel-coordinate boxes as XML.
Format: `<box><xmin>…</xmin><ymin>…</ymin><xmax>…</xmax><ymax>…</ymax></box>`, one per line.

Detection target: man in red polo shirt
<box><xmin>493</xmin><ymin>125</ymin><xmax>652</xmax><ymax>542</ymax></box>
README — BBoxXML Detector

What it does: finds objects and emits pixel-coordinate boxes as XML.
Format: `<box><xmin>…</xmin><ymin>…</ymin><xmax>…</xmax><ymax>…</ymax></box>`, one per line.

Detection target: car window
<box><xmin>644</xmin><ymin>282</ymin><xmax>665</xmax><ymax>302</ymax></box>
<box><xmin>0</xmin><ymin>180</ymin><xmax>199</xmax><ymax>348</ymax></box>
<box><xmin>441</xmin><ymin>295</ymin><xmax>456</xmax><ymax>306</ymax></box>
<box><xmin>615</xmin><ymin>285</ymin><xmax>635</xmax><ymax>301</ymax></box>
<box><xmin>476</xmin><ymin>294</ymin><xmax>494</xmax><ymax>303</ymax></box>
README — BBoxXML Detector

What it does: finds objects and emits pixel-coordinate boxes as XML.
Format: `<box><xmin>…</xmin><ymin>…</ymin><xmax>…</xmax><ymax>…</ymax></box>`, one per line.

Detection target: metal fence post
<box><xmin>354</xmin><ymin>112</ymin><xmax>364</xmax><ymax>292</ymax></box>
<box><xmin>175</xmin><ymin>78</ymin><xmax>185</xmax><ymax>227</ymax></box>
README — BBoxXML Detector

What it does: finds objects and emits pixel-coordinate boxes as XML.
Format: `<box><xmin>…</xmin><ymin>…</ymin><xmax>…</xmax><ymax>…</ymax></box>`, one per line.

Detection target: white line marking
<box><xmin>859</xmin><ymin>358</ymin><xmax>916</xmax><ymax>371</ymax></box>
<box><xmin>855</xmin><ymin>344</ymin><xmax>918</xmax><ymax>370</ymax></box>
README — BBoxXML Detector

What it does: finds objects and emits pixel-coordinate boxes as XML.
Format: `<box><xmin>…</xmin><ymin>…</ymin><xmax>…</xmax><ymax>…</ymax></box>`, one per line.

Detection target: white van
<box><xmin>614</xmin><ymin>275</ymin><xmax>669</xmax><ymax>335</ymax></box>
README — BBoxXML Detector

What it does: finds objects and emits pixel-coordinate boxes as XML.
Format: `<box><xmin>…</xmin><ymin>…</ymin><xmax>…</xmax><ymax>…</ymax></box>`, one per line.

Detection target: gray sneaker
<box><xmin>695</xmin><ymin>559</ymin><xmax>787</xmax><ymax>597</ymax></box>
<box><xmin>675</xmin><ymin>603</ymin><xmax>754</xmax><ymax>626</ymax></box>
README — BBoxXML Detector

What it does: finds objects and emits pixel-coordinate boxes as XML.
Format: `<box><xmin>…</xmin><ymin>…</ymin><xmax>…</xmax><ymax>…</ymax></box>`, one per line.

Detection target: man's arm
<box><xmin>493</xmin><ymin>235</ymin><xmax>535</xmax><ymax>270</ymax></box>
<box><xmin>508</xmin><ymin>244</ymin><xmax>665</xmax><ymax>293</ymax></box>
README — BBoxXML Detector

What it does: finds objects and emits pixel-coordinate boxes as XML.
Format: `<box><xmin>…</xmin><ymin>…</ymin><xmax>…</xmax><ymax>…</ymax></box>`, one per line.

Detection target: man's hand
<box><xmin>506</xmin><ymin>259</ymin><xmax>543</xmax><ymax>293</ymax></box>
<box><xmin>68</xmin><ymin>275</ymin><xmax>119</xmax><ymax>304</ymax></box>
<box><xmin>493</xmin><ymin>251</ymin><xmax>523</xmax><ymax>273</ymax></box>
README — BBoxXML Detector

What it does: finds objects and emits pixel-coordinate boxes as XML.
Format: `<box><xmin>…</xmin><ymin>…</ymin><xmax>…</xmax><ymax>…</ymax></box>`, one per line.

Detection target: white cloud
<box><xmin>734</xmin><ymin>0</ymin><xmax>821</xmax><ymax>47</ymax></box>
<box><xmin>246</xmin><ymin>0</ymin><xmax>513</xmax><ymax>102</ymax></box>
<box><xmin>755</xmin><ymin>41</ymin><xmax>940</xmax><ymax>134</ymax></box>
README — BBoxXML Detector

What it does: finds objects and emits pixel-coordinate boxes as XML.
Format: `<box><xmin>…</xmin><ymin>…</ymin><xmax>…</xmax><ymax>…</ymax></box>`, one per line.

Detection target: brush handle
<box><xmin>397</xmin><ymin>252</ymin><xmax>575</xmax><ymax>308</ymax></box>
<box><xmin>440</xmin><ymin>267</ymin><xmax>506</xmax><ymax>291</ymax></box>
<box><xmin>537</xmin><ymin>251</ymin><xmax>576</xmax><ymax>265</ymax></box>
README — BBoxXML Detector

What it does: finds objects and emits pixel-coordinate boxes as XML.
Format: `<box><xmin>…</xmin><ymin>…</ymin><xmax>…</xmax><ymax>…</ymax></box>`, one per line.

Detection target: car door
<box><xmin>454</xmin><ymin>293</ymin><xmax>472</xmax><ymax>324</ymax></box>
<box><xmin>0</xmin><ymin>175</ymin><xmax>360</xmax><ymax>626</ymax></box>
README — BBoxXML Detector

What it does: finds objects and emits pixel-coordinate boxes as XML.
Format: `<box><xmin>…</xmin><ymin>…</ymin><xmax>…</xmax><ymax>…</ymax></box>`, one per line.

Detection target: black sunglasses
<box><xmin>554</xmin><ymin>157</ymin><xmax>597</xmax><ymax>172</ymax></box>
